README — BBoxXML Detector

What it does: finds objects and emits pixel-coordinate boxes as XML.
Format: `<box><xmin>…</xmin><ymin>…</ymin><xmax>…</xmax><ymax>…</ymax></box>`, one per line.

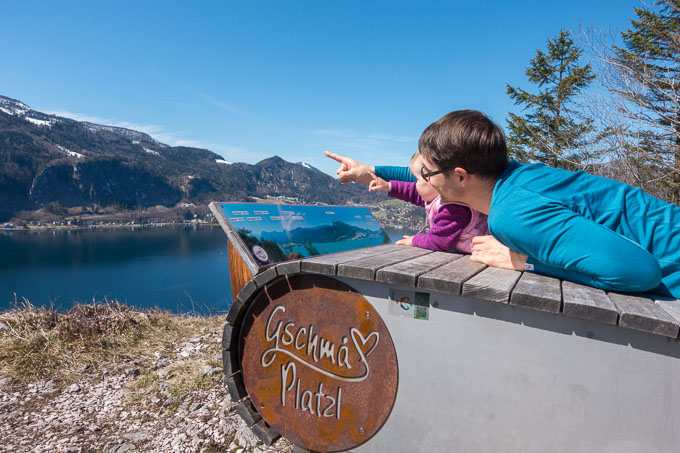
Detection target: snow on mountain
<box><xmin>25</xmin><ymin>117</ymin><xmax>52</xmax><ymax>127</ymax></box>
<box><xmin>215</xmin><ymin>159</ymin><xmax>231</xmax><ymax>165</ymax></box>
<box><xmin>297</xmin><ymin>162</ymin><xmax>323</xmax><ymax>173</ymax></box>
<box><xmin>82</xmin><ymin>122</ymin><xmax>161</xmax><ymax>145</ymax></box>
<box><xmin>144</xmin><ymin>148</ymin><xmax>160</xmax><ymax>156</ymax></box>
<box><xmin>56</xmin><ymin>144</ymin><xmax>84</xmax><ymax>159</ymax></box>
<box><xmin>0</xmin><ymin>96</ymin><xmax>30</xmax><ymax>116</ymax></box>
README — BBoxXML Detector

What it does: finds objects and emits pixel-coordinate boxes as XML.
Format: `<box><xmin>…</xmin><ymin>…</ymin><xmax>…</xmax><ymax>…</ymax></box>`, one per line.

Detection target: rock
<box><xmin>123</xmin><ymin>431</ymin><xmax>149</xmax><ymax>443</ymax></box>
<box><xmin>0</xmin><ymin>321</ymin><xmax>10</xmax><ymax>332</ymax></box>
<box><xmin>124</xmin><ymin>368</ymin><xmax>140</xmax><ymax>377</ymax></box>
<box><xmin>162</xmin><ymin>396</ymin><xmax>179</xmax><ymax>407</ymax></box>
<box><xmin>189</xmin><ymin>401</ymin><xmax>202</xmax><ymax>412</ymax></box>
<box><xmin>104</xmin><ymin>441</ymin><xmax>136</xmax><ymax>453</ymax></box>
<box><xmin>35</xmin><ymin>380</ymin><xmax>59</xmax><ymax>394</ymax></box>
<box><xmin>200</xmin><ymin>365</ymin><xmax>223</xmax><ymax>378</ymax></box>
<box><xmin>157</xmin><ymin>369</ymin><xmax>172</xmax><ymax>380</ymax></box>
<box><xmin>151</xmin><ymin>358</ymin><xmax>171</xmax><ymax>370</ymax></box>
<box><xmin>66</xmin><ymin>384</ymin><xmax>81</xmax><ymax>393</ymax></box>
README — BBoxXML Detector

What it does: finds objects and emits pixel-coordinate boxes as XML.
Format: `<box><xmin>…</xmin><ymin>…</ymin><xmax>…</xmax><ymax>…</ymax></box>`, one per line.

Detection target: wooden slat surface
<box><xmin>462</xmin><ymin>267</ymin><xmax>522</xmax><ymax>304</ymax></box>
<box><xmin>276</xmin><ymin>260</ymin><xmax>301</xmax><ymax>275</ymax></box>
<box><xmin>337</xmin><ymin>247</ymin><xmax>433</xmax><ymax>281</ymax></box>
<box><xmin>417</xmin><ymin>257</ymin><xmax>486</xmax><ymax>295</ymax></box>
<box><xmin>608</xmin><ymin>292</ymin><xmax>680</xmax><ymax>338</ymax></box>
<box><xmin>510</xmin><ymin>272</ymin><xmax>562</xmax><ymax>313</ymax></box>
<box><xmin>653</xmin><ymin>297</ymin><xmax>680</xmax><ymax>324</ymax></box>
<box><xmin>226</xmin><ymin>233</ymin><xmax>680</xmax><ymax>339</ymax></box>
<box><xmin>376</xmin><ymin>251</ymin><xmax>461</xmax><ymax>287</ymax></box>
<box><xmin>561</xmin><ymin>281</ymin><xmax>618</xmax><ymax>325</ymax></box>
<box><xmin>253</xmin><ymin>267</ymin><xmax>278</xmax><ymax>288</ymax></box>
<box><xmin>301</xmin><ymin>244</ymin><xmax>401</xmax><ymax>275</ymax></box>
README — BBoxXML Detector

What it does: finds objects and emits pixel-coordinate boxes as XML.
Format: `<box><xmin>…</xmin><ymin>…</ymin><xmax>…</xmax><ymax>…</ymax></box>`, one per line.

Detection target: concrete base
<box><xmin>341</xmin><ymin>278</ymin><xmax>680</xmax><ymax>453</ymax></box>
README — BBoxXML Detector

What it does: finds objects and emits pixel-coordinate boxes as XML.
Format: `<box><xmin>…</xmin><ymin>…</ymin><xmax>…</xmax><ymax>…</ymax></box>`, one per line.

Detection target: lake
<box><xmin>0</xmin><ymin>226</ymin><xmax>412</xmax><ymax>313</ymax></box>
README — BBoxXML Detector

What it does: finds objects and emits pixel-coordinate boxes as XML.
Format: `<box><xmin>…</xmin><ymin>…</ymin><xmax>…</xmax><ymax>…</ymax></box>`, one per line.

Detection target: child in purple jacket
<box><xmin>369</xmin><ymin>152</ymin><xmax>489</xmax><ymax>253</ymax></box>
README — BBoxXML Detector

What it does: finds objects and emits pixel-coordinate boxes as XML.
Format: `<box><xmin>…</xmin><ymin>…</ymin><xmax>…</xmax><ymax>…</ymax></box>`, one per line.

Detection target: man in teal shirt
<box><xmin>326</xmin><ymin>110</ymin><xmax>680</xmax><ymax>298</ymax></box>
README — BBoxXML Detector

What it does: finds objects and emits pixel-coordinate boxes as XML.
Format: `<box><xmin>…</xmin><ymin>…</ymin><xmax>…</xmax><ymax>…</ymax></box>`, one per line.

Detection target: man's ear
<box><xmin>453</xmin><ymin>167</ymin><xmax>471</xmax><ymax>187</ymax></box>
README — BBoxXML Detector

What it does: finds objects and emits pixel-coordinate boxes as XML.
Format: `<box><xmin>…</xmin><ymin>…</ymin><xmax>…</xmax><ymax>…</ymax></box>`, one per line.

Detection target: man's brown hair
<box><xmin>418</xmin><ymin>110</ymin><xmax>508</xmax><ymax>179</ymax></box>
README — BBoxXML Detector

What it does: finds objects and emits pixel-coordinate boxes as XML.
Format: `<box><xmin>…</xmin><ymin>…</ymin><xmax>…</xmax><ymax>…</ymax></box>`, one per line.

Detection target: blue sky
<box><xmin>1</xmin><ymin>0</ymin><xmax>639</xmax><ymax>177</ymax></box>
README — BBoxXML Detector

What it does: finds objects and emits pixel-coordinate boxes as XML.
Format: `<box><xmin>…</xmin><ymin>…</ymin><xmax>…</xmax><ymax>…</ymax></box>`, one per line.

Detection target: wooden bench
<box><xmin>220</xmin><ymin>244</ymin><xmax>680</xmax><ymax>452</ymax></box>
<box><xmin>209</xmin><ymin>200</ymin><xmax>680</xmax><ymax>452</ymax></box>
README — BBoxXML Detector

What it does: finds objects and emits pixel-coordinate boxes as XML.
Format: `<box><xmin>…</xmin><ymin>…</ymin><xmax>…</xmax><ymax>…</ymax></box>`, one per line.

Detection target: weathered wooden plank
<box><xmin>236</xmin><ymin>397</ymin><xmax>262</xmax><ymax>426</ymax></box>
<box><xmin>225</xmin><ymin>371</ymin><xmax>248</xmax><ymax>402</ymax></box>
<box><xmin>226</xmin><ymin>298</ymin><xmax>247</xmax><ymax>325</ymax></box>
<box><xmin>222</xmin><ymin>348</ymin><xmax>240</xmax><ymax>376</ymax></box>
<box><xmin>417</xmin><ymin>257</ymin><xmax>486</xmax><ymax>295</ymax></box>
<box><xmin>251</xmin><ymin>420</ymin><xmax>280</xmax><ymax>446</ymax></box>
<box><xmin>653</xmin><ymin>297</ymin><xmax>680</xmax><ymax>325</ymax></box>
<box><xmin>337</xmin><ymin>247</ymin><xmax>432</xmax><ymax>281</ymax></box>
<box><xmin>236</xmin><ymin>279</ymin><xmax>259</xmax><ymax>305</ymax></box>
<box><xmin>608</xmin><ymin>292</ymin><xmax>680</xmax><ymax>338</ymax></box>
<box><xmin>462</xmin><ymin>267</ymin><xmax>522</xmax><ymax>304</ymax></box>
<box><xmin>300</xmin><ymin>244</ymin><xmax>400</xmax><ymax>275</ymax></box>
<box><xmin>376</xmin><ymin>252</ymin><xmax>462</xmax><ymax>287</ymax></box>
<box><xmin>227</xmin><ymin>240</ymin><xmax>254</xmax><ymax>301</ymax></box>
<box><xmin>276</xmin><ymin>260</ymin><xmax>301</xmax><ymax>276</ymax></box>
<box><xmin>509</xmin><ymin>272</ymin><xmax>562</xmax><ymax>313</ymax></box>
<box><xmin>221</xmin><ymin>322</ymin><xmax>239</xmax><ymax>350</ymax></box>
<box><xmin>253</xmin><ymin>267</ymin><xmax>277</xmax><ymax>288</ymax></box>
<box><xmin>561</xmin><ymin>281</ymin><xmax>618</xmax><ymax>325</ymax></box>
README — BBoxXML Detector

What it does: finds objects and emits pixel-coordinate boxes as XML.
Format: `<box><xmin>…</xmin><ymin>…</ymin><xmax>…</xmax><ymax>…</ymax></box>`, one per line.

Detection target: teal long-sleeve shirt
<box><xmin>490</xmin><ymin>161</ymin><xmax>680</xmax><ymax>298</ymax></box>
<box><xmin>375</xmin><ymin>166</ymin><xmax>416</xmax><ymax>183</ymax></box>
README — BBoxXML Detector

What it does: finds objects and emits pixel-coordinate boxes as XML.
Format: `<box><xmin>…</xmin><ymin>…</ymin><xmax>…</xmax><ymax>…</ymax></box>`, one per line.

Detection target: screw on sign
<box><xmin>239</xmin><ymin>274</ymin><xmax>398</xmax><ymax>452</ymax></box>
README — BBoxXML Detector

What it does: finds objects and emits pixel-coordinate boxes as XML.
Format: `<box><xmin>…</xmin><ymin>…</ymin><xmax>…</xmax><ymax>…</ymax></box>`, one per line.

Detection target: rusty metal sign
<box><xmin>239</xmin><ymin>274</ymin><xmax>398</xmax><ymax>452</ymax></box>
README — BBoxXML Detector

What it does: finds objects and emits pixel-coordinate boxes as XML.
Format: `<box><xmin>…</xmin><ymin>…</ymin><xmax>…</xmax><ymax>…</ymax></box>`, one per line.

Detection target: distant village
<box><xmin>1</xmin><ymin>197</ymin><xmax>425</xmax><ymax>232</ymax></box>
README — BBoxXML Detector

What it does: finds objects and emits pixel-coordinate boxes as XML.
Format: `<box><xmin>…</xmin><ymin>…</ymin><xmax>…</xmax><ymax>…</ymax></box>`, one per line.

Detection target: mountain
<box><xmin>260</xmin><ymin>219</ymin><xmax>384</xmax><ymax>244</ymax></box>
<box><xmin>0</xmin><ymin>95</ymin><xmax>383</xmax><ymax>221</ymax></box>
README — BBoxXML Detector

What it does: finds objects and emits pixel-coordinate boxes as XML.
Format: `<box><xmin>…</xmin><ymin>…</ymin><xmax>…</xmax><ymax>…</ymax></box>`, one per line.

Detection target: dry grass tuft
<box><xmin>0</xmin><ymin>298</ymin><xmax>222</xmax><ymax>386</ymax></box>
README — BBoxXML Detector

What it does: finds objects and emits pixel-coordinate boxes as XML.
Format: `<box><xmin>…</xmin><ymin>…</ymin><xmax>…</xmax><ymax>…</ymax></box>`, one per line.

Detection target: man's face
<box><xmin>419</xmin><ymin>154</ymin><xmax>464</xmax><ymax>203</ymax></box>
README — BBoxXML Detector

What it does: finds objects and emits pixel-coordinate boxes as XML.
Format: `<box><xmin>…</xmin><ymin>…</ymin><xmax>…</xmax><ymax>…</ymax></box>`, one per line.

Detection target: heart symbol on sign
<box><xmin>350</xmin><ymin>328</ymin><xmax>380</xmax><ymax>358</ymax></box>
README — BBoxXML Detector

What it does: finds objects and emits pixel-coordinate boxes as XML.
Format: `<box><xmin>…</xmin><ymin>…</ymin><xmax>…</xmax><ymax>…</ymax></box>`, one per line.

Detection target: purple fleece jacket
<box><xmin>388</xmin><ymin>180</ymin><xmax>472</xmax><ymax>252</ymax></box>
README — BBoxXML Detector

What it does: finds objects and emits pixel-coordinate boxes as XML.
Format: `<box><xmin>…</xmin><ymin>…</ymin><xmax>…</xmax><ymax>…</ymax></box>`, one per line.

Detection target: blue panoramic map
<box><xmin>218</xmin><ymin>203</ymin><xmax>391</xmax><ymax>267</ymax></box>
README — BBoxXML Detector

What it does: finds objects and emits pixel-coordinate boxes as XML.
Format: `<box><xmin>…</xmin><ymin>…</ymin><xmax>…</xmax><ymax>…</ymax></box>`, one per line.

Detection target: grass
<box><xmin>0</xmin><ymin>298</ymin><xmax>224</xmax><ymax>387</ymax></box>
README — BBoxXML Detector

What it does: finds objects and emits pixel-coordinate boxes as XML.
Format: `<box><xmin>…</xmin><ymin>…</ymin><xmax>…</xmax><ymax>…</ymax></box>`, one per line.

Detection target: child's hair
<box><xmin>409</xmin><ymin>151</ymin><xmax>420</xmax><ymax>174</ymax></box>
<box><xmin>418</xmin><ymin>110</ymin><xmax>508</xmax><ymax>179</ymax></box>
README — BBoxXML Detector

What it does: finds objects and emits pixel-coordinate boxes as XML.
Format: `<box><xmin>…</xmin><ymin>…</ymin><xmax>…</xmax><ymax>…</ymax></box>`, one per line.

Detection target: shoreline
<box><xmin>0</xmin><ymin>221</ymin><xmax>219</xmax><ymax>232</ymax></box>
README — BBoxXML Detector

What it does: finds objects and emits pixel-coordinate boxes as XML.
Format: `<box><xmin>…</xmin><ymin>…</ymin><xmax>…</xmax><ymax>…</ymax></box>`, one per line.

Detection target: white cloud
<box><xmin>310</xmin><ymin>128</ymin><xmax>416</xmax><ymax>150</ymax></box>
<box><xmin>188</xmin><ymin>90</ymin><xmax>248</xmax><ymax>116</ymax></box>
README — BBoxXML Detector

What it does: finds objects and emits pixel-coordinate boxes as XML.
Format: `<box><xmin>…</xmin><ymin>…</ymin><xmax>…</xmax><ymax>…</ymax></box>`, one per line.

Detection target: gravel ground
<box><xmin>0</xmin><ymin>324</ymin><xmax>293</xmax><ymax>453</ymax></box>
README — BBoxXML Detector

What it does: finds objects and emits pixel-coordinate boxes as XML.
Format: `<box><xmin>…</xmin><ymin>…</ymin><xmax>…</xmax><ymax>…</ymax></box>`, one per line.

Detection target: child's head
<box><xmin>410</xmin><ymin>152</ymin><xmax>439</xmax><ymax>203</ymax></box>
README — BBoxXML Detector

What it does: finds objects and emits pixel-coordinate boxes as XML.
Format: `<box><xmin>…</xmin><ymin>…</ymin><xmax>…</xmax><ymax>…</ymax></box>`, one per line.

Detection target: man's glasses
<box><xmin>420</xmin><ymin>165</ymin><xmax>456</xmax><ymax>182</ymax></box>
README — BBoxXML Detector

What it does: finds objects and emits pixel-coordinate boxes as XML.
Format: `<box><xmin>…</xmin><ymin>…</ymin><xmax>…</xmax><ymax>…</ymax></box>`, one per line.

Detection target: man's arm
<box><xmin>324</xmin><ymin>151</ymin><xmax>375</xmax><ymax>184</ymax></box>
<box><xmin>490</xmin><ymin>198</ymin><xmax>662</xmax><ymax>293</ymax></box>
<box><xmin>375</xmin><ymin>166</ymin><xmax>416</xmax><ymax>183</ymax></box>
